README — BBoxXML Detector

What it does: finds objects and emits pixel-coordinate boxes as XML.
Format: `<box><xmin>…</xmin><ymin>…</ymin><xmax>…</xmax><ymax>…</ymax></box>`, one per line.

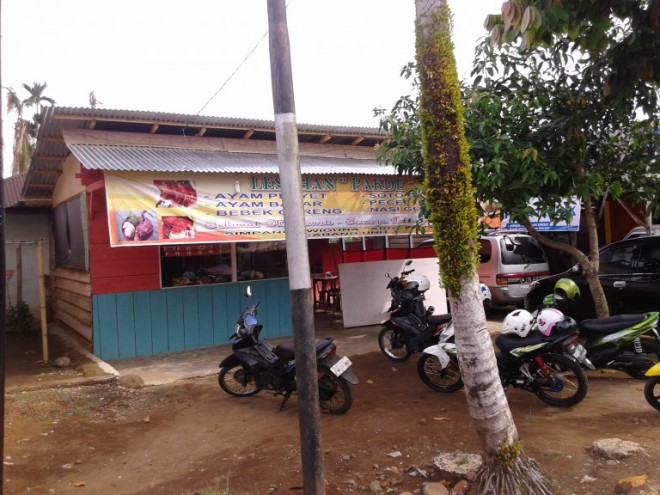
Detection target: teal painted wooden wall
<box><xmin>92</xmin><ymin>279</ymin><xmax>293</xmax><ymax>360</ymax></box>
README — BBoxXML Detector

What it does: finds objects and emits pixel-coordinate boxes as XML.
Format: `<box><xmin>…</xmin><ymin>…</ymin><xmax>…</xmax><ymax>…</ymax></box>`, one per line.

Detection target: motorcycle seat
<box><xmin>580</xmin><ymin>314</ymin><xmax>646</xmax><ymax>337</ymax></box>
<box><xmin>496</xmin><ymin>332</ymin><xmax>544</xmax><ymax>354</ymax></box>
<box><xmin>275</xmin><ymin>338</ymin><xmax>334</xmax><ymax>360</ymax></box>
<box><xmin>426</xmin><ymin>314</ymin><xmax>452</xmax><ymax>326</ymax></box>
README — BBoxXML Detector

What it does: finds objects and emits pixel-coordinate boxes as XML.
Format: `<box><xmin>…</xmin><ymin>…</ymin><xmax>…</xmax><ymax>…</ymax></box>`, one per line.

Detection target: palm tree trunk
<box><xmin>414</xmin><ymin>1</ymin><xmax>553</xmax><ymax>492</ymax></box>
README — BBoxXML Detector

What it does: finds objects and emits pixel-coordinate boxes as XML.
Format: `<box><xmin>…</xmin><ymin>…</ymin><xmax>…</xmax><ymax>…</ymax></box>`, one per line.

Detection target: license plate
<box><xmin>330</xmin><ymin>356</ymin><xmax>352</xmax><ymax>377</ymax></box>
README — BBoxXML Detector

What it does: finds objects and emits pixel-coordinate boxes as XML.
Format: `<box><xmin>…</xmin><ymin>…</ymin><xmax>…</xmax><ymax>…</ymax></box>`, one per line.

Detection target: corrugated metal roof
<box><xmin>3</xmin><ymin>173</ymin><xmax>27</xmax><ymax>208</ymax></box>
<box><xmin>68</xmin><ymin>144</ymin><xmax>397</xmax><ymax>175</ymax></box>
<box><xmin>24</xmin><ymin>106</ymin><xmax>390</xmax><ymax>202</ymax></box>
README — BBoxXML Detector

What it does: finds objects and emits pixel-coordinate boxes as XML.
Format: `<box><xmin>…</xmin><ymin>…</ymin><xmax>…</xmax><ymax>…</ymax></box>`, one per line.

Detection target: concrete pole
<box><xmin>267</xmin><ymin>1</ymin><xmax>324</xmax><ymax>493</ymax></box>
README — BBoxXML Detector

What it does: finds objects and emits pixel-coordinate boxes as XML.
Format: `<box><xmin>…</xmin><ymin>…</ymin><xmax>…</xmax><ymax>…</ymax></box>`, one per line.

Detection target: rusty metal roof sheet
<box><xmin>67</xmin><ymin>144</ymin><xmax>395</xmax><ymax>175</ymax></box>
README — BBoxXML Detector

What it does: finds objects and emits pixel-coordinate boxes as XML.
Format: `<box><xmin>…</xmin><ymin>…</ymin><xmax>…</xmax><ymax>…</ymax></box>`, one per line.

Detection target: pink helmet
<box><xmin>536</xmin><ymin>308</ymin><xmax>564</xmax><ymax>336</ymax></box>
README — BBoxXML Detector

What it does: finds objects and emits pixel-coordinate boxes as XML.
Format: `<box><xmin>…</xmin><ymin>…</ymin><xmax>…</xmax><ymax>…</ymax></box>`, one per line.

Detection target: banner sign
<box><xmin>105</xmin><ymin>171</ymin><xmax>427</xmax><ymax>246</ymax></box>
<box><xmin>500</xmin><ymin>197</ymin><xmax>581</xmax><ymax>232</ymax></box>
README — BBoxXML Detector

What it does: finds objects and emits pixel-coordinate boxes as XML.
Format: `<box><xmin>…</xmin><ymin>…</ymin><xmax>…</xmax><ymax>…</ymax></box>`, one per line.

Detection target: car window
<box><xmin>499</xmin><ymin>236</ymin><xmax>547</xmax><ymax>265</ymax></box>
<box><xmin>636</xmin><ymin>243</ymin><xmax>660</xmax><ymax>273</ymax></box>
<box><xmin>599</xmin><ymin>244</ymin><xmax>635</xmax><ymax>275</ymax></box>
<box><xmin>479</xmin><ymin>239</ymin><xmax>491</xmax><ymax>263</ymax></box>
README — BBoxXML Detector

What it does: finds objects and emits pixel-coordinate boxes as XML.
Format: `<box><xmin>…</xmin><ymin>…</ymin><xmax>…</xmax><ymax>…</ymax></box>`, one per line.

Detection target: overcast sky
<box><xmin>1</xmin><ymin>0</ymin><xmax>499</xmax><ymax>176</ymax></box>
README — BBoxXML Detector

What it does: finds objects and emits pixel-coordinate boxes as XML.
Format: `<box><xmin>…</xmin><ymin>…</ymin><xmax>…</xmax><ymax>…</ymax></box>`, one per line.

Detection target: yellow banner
<box><xmin>105</xmin><ymin>171</ymin><xmax>428</xmax><ymax>246</ymax></box>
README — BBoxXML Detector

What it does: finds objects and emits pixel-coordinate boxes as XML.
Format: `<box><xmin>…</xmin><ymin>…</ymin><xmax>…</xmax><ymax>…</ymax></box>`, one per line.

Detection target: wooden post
<box><xmin>37</xmin><ymin>241</ymin><xmax>49</xmax><ymax>362</ymax></box>
<box><xmin>267</xmin><ymin>1</ymin><xmax>324</xmax><ymax>493</ymax></box>
<box><xmin>15</xmin><ymin>244</ymin><xmax>22</xmax><ymax>304</ymax></box>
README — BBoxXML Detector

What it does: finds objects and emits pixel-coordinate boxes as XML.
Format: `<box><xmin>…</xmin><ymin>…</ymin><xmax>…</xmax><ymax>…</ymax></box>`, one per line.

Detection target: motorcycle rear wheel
<box><xmin>317</xmin><ymin>366</ymin><xmax>353</xmax><ymax>415</ymax></box>
<box><xmin>378</xmin><ymin>327</ymin><xmax>411</xmax><ymax>362</ymax></box>
<box><xmin>530</xmin><ymin>353</ymin><xmax>587</xmax><ymax>407</ymax></box>
<box><xmin>416</xmin><ymin>353</ymin><xmax>463</xmax><ymax>392</ymax></box>
<box><xmin>643</xmin><ymin>377</ymin><xmax>660</xmax><ymax>411</ymax></box>
<box><xmin>625</xmin><ymin>339</ymin><xmax>660</xmax><ymax>379</ymax></box>
<box><xmin>218</xmin><ymin>364</ymin><xmax>261</xmax><ymax>397</ymax></box>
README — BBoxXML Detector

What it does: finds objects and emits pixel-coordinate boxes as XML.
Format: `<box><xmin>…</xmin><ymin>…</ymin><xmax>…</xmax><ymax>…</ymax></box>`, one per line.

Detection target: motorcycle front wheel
<box><xmin>378</xmin><ymin>327</ymin><xmax>411</xmax><ymax>362</ymax></box>
<box><xmin>416</xmin><ymin>353</ymin><xmax>463</xmax><ymax>392</ymax></box>
<box><xmin>530</xmin><ymin>353</ymin><xmax>588</xmax><ymax>407</ymax></box>
<box><xmin>317</xmin><ymin>366</ymin><xmax>353</xmax><ymax>415</ymax></box>
<box><xmin>644</xmin><ymin>377</ymin><xmax>660</xmax><ymax>411</ymax></box>
<box><xmin>218</xmin><ymin>364</ymin><xmax>261</xmax><ymax>397</ymax></box>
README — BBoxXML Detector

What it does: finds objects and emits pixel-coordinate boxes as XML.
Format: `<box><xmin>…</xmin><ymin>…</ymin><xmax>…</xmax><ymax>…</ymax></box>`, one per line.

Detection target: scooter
<box><xmin>218</xmin><ymin>287</ymin><xmax>358</xmax><ymax>414</ymax></box>
<box><xmin>417</xmin><ymin>317</ymin><xmax>588</xmax><ymax>407</ymax></box>
<box><xmin>643</xmin><ymin>361</ymin><xmax>660</xmax><ymax>411</ymax></box>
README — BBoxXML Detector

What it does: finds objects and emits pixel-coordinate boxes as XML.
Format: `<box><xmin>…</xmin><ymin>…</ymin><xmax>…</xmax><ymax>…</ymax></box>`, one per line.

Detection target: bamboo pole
<box><xmin>37</xmin><ymin>241</ymin><xmax>48</xmax><ymax>362</ymax></box>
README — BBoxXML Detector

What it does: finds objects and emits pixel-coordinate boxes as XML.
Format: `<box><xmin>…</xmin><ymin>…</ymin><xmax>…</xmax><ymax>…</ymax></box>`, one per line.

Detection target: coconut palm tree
<box><xmin>413</xmin><ymin>1</ymin><xmax>553</xmax><ymax>493</ymax></box>
<box><xmin>6</xmin><ymin>82</ymin><xmax>55</xmax><ymax>176</ymax></box>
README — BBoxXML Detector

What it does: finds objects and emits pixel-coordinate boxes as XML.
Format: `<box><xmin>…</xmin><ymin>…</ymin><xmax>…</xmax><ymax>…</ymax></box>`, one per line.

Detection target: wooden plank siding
<box><xmin>52</xmin><ymin>267</ymin><xmax>93</xmax><ymax>341</ymax></box>
<box><xmin>92</xmin><ymin>278</ymin><xmax>292</xmax><ymax>360</ymax></box>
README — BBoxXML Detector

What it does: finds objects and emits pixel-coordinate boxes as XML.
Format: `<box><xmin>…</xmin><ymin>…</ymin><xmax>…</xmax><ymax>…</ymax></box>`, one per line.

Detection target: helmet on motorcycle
<box><xmin>406</xmin><ymin>275</ymin><xmax>430</xmax><ymax>292</ymax></box>
<box><xmin>551</xmin><ymin>315</ymin><xmax>578</xmax><ymax>335</ymax></box>
<box><xmin>479</xmin><ymin>283</ymin><xmax>491</xmax><ymax>302</ymax></box>
<box><xmin>554</xmin><ymin>278</ymin><xmax>580</xmax><ymax>301</ymax></box>
<box><xmin>501</xmin><ymin>309</ymin><xmax>534</xmax><ymax>338</ymax></box>
<box><xmin>536</xmin><ymin>308</ymin><xmax>565</xmax><ymax>336</ymax></box>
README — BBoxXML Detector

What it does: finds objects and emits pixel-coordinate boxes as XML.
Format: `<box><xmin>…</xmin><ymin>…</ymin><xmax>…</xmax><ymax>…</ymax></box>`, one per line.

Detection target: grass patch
<box><xmin>7</xmin><ymin>388</ymin><xmax>103</xmax><ymax>421</ymax></box>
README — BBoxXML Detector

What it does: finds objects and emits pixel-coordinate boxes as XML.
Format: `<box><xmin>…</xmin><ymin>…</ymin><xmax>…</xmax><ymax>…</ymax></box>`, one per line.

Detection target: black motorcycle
<box><xmin>218</xmin><ymin>287</ymin><xmax>358</xmax><ymax>415</ymax></box>
<box><xmin>417</xmin><ymin>318</ymin><xmax>588</xmax><ymax>407</ymax></box>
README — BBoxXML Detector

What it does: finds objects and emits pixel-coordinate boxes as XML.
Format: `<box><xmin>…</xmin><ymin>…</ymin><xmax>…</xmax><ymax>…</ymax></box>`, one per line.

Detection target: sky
<box><xmin>1</xmin><ymin>0</ymin><xmax>500</xmax><ymax>176</ymax></box>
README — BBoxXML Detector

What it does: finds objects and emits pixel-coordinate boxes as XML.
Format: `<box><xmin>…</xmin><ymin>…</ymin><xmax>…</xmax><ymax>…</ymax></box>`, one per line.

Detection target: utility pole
<box><xmin>267</xmin><ymin>1</ymin><xmax>324</xmax><ymax>494</ymax></box>
<box><xmin>0</xmin><ymin>0</ymin><xmax>7</xmax><ymax>492</ymax></box>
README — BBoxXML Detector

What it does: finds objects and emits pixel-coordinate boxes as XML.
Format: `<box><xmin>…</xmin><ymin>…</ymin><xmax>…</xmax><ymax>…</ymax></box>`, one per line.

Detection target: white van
<box><xmin>478</xmin><ymin>233</ymin><xmax>550</xmax><ymax>308</ymax></box>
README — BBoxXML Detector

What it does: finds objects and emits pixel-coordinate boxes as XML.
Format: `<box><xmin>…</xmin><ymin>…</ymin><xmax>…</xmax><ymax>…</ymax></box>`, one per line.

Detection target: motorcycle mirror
<box><xmin>405</xmin><ymin>259</ymin><xmax>413</xmax><ymax>266</ymax></box>
<box><xmin>385</xmin><ymin>273</ymin><xmax>391</xmax><ymax>278</ymax></box>
<box><xmin>245</xmin><ymin>286</ymin><xmax>252</xmax><ymax>297</ymax></box>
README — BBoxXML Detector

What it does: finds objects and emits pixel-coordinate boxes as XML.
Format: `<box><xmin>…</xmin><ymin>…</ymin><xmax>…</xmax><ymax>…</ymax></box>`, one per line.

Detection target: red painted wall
<box><xmin>82</xmin><ymin>171</ymin><xmax>161</xmax><ymax>295</ymax></box>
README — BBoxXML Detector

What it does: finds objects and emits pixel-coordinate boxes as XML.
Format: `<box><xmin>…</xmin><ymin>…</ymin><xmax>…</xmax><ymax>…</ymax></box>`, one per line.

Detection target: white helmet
<box><xmin>479</xmin><ymin>283</ymin><xmax>491</xmax><ymax>302</ymax></box>
<box><xmin>406</xmin><ymin>275</ymin><xmax>430</xmax><ymax>292</ymax></box>
<box><xmin>501</xmin><ymin>309</ymin><xmax>534</xmax><ymax>338</ymax></box>
<box><xmin>536</xmin><ymin>308</ymin><xmax>564</xmax><ymax>336</ymax></box>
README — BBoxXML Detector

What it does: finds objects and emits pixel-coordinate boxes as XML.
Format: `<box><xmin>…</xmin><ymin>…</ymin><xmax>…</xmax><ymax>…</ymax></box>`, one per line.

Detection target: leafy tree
<box><xmin>6</xmin><ymin>82</ymin><xmax>55</xmax><ymax>176</ymax></box>
<box><xmin>486</xmin><ymin>0</ymin><xmax>659</xmax><ymax>113</ymax></box>
<box><xmin>413</xmin><ymin>1</ymin><xmax>553</xmax><ymax>492</ymax></box>
<box><xmin>377</xmin><ymin>14</ymin><xmax>659</xmax><ymax>319</ymax></box>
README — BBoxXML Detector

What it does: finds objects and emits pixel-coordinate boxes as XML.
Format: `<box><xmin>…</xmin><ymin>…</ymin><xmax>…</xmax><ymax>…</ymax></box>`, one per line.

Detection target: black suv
<box><xmin>524</xmin><ymin>236</ymin><xmax>660</xmax><ymax>321</ymax></box>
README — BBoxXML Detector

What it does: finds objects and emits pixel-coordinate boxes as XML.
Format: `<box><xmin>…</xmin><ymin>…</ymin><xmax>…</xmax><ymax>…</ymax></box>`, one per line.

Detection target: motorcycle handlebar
<box><xmin>401</xmin><ymin>269</ymin><xmax>414</xmax><ymax>276</ymax></box>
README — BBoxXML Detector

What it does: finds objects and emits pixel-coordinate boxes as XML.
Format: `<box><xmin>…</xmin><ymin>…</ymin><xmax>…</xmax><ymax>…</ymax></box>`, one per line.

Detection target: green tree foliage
<box><xmin>485</xmin><ymin>0</ymin><xmax>659</xmax><ymax>113</ymax></box>
<box><xmin>377</xmin><ymin>14</ymin><xmax>659</xmax><ymax>318</ymax></box>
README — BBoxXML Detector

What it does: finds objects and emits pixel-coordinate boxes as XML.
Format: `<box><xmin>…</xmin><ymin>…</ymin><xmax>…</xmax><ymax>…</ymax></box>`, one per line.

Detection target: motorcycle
<box><xmin>417</xmin><ymin>316</ymin><xmax>588</xmax><ymax>407</ymax></box>
<box><xmin>384</xmin><ymin>259</ymin><xmax>492</xmax><ymax>318</ymax></box>
<box><xmin>379</xmin><ymin>260</ymin><xmax>492</xmax><ymax>362</ymax></box>
<box><xmin>218</xmin><ymin>287</ymin><xmax>358</xmax><ymax>415</ymax></box>
<box><xmin>532</xmin><ymin>278</ymin><xmax>660</xmax><ymax>378</ymax></box>
<box><xmin>643</xmin><ymin>361</ymin><xmax>660</xmax><ymax>411</ymax></box>
<box><xmin>536</xmin><ymin>293</ymin><xmax>660</xmax><ymax>378</ymax></box>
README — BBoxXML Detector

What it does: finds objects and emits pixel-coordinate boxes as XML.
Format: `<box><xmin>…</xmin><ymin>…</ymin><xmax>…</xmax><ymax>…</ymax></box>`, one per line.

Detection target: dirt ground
<box><xmin>3</xmin><ymin>330</ymin><xmax>660</xmax><ymax>495</ymax></box>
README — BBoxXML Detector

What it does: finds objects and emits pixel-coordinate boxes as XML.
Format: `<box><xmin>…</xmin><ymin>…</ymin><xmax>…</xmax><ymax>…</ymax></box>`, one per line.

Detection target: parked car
<box><xmin>420</xmin><ymin>233</ymin><xmax>551</xmax><ymax>310</ymax></box>
<box><xmin>478</xmin><ymin>233</ymin><xmax>550</xmax><ymax>308</ymax></box>
<box><xmin>624</xmin><ymin>225</ymin><xmax>660</xmax><ymax>240</ymax></box>
<box><xmin>524</xmin><ymin>236</ymin><xmax>660</xmax><ymax>321</ymax></box>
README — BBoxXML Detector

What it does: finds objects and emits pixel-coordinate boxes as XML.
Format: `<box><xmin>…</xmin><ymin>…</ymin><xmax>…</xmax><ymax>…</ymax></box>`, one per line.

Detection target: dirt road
<box><xmin>4</xmin><ymin>348</ymin><xmax>659</xmax><ymax>495</ymax></box>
